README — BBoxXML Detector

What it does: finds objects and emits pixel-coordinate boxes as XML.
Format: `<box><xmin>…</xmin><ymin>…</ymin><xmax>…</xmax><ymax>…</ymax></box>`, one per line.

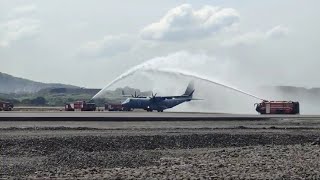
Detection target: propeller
<box><xmin>150</xmin><ymin>92</ymin><xmax>160</xmax><ymax>102</ymax></box>
<box><xmin>131</xmin><ymin>91</ymin><xmax>140</xmax><ymax>98</ymax></box>
<box><xmin>151</xmin><ymin>93</ymin><xmax>157</xmax><ymax>98</ymax></box>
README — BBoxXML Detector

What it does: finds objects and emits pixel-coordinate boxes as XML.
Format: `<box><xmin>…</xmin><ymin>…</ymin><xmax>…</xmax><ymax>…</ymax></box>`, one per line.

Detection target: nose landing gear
<box><xmin>145</xmin><ymin>108</ymin><xmax>163</xmax><ymax>112</ymax></box>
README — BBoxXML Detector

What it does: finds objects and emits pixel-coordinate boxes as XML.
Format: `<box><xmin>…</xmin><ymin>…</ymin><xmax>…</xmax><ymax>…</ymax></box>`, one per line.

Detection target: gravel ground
<box><xmin>24</xmin><ymin>145</ymin><xmax>320</xmax><ymax>179</ymax></box>
<box><xmin>1</xmin><ymin>128</ymin><xmax>320</xmax><ymax>179</ymax></box>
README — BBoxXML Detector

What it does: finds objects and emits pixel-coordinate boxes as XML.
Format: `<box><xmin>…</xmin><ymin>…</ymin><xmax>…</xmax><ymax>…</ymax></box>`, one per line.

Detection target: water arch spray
<box><xmin>92</xmin><ymin>67</ymin><xmax>264</xmax><ymax>101</ymax></box>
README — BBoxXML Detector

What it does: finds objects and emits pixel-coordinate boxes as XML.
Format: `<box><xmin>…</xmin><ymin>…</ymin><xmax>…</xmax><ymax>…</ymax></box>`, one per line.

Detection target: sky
<box><xmin>1</xmin><ymin>0</ymin><xmax>320</xmax><ymax>90</ymax></box>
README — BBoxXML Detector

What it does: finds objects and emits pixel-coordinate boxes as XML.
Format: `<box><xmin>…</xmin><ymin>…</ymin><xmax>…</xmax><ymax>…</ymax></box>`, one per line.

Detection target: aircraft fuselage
<box><xmin>121</xmin><ymin>97</ymin><xmax>191</xmax><ymax>112</ymax></box>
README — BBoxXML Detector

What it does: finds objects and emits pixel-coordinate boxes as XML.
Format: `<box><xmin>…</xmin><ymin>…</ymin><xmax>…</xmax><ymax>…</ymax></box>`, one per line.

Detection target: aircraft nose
<box><xmin>121</xmin><ymin>99</ymin><xmax>130</xmax><ymax>107</ymax></box>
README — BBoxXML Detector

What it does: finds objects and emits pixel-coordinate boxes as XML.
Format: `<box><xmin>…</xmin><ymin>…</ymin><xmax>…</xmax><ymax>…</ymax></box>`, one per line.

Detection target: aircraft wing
<box><xmin>121</xmin><ymin>95</ymin><xmax>149</xmax><ymax>98</ymax></box>
<box><xmin>121</xmin><ymin>95</ymin><xmax>133</xmax><ymax>97</ymax></box>
<box><xmin>159</xmin><ymin>96</ymin><xmax>204</xmax><ymax>100</ymax></box>
<box><xmin>161</xmin><ymin>96</ymin><xmax>185</xmax><ymax>99</ymax></box>
<box><xmin>136</xmin><ymin>96</ymin><xmax>149</xmax><ymax>98</ymax></box>
<box><xmin>121</xmin><ymin>90</ymin><xmax>149</xmax><ymax>98</ymax></box>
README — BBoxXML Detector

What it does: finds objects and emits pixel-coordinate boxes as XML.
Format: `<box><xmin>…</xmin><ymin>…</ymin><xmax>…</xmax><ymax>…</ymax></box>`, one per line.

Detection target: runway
<box><xmin>0</xmin><ymin>111</ymin><xmax>319</xmax><ymax>121</ymax></box>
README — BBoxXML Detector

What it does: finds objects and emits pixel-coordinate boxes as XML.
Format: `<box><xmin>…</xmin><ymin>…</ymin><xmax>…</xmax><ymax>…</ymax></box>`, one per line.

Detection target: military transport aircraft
<box><xmin>121</xmin><ymin>81</ymin><xmax>200</xmax><ymax>112</ymax></box>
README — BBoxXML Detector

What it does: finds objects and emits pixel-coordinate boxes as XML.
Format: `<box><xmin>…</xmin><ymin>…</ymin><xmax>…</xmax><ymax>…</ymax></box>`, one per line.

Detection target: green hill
<box><xmin>0</xmin><ymin>72</ymin><xmax>78</xmax><ymax>94</ymax></box>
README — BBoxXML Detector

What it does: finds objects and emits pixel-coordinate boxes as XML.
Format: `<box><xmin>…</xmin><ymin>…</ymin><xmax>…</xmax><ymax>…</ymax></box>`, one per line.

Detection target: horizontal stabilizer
<box><xmin>191</xmin><ymin>98</ymin><xmax>203</xmax><ymax>100</ymax></box>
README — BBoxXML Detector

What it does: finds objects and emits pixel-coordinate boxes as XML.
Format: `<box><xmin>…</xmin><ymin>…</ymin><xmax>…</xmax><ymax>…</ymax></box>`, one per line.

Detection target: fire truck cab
<box><xmin>0</xmin><ymin>101</ymin><xmax>14</xmax><ymax>111</ymax></box>
<box><xmin>65</xmin><ymin>101</ymin><xmax>96</xmax><ymax>111</ymax></box>
<box><xmin>255</xmin><ymin>100</ymin><xmax>300</xmax><ymax>114</ymax></box>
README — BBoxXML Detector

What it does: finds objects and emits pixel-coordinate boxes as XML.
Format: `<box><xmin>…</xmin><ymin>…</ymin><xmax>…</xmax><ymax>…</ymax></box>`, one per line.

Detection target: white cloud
<box><xmin>222</xmin><ymin>25</ymin><xmax>289</xmax><ymax>47</ymax></box>
<box><xmin>140</xmin><ymin>4</ymin><xmax>239</xmax><ymax>41</ymax></box>
<box><xmin>0</xmin><ymin>5</ymin><xmax>40</xmax><ymax>47</ymax></box>
<box><xmin>0</xmin><ymin>18</ymin><xmax>40</xmax><ymax>47</ymax></box>
<box><xmin>79</xmin><ymin>34</ymin><xmax>134</xmax><ymax>58</ymax></box>
<box><xmin>266</xmin><ymin>25</ymin><xmax>289</xmax><ymax>39</ymax></box>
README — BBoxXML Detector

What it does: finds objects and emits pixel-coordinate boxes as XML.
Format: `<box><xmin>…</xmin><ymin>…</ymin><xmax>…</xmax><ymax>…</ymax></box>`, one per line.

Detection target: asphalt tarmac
<box><xmin>0</xmin><ymin>111</ymin><xmax>312</xmax><ymax>121</ymax></box>
<box><xmin>1</xmin><ymin>111</ymin><xmax>319</xmax><ymax>130</ymax></box>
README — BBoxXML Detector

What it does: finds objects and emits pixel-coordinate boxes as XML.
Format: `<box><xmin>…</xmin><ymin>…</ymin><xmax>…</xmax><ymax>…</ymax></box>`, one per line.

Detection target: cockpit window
<box><xmin>123</xmin><ymin>98</ymin><xmax>131</xmax><ymax>103</ymax></box>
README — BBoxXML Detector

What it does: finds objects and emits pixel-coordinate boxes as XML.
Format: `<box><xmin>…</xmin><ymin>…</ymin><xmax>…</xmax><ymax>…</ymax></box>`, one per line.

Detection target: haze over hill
<box><xmin>0</xmin><ymin>72</ymin><xmax>78</xmax><ymax>94</ymax></box>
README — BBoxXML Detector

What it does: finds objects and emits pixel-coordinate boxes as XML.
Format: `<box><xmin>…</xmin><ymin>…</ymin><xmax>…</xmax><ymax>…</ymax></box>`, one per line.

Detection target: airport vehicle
<box><xmin>121</xmin><ymin>81</ymin><xmax>200</xmax><ymax>112</ymax></box>
<box><xmin>65</xmin><ymin>101</ymin><xmax>96</xmax><ymax>111</ymax></box>
<box><xmin>105</xmin><ymin>103</ymin><xmax>126</xmax><ymax>111</ymax></box>
<box><xmin>255</xmin><ymin>100</ymin><xmax>300</xmax><ymax>114</ymax></box>
<box><xmin>105</xmin><ymin>103</ymin><xmax>132</xmax><ymax>111</ymax></box>
<box><xmin>0</xmin><ymin>101</ymin><xmax>14</xmax><ymax>111</ymax></box>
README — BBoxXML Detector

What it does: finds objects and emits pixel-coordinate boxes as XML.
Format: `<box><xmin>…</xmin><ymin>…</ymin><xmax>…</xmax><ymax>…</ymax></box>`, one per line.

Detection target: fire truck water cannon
<box><xmin>255</xmin><ymin>100</ymin><xmax>300</xmax><ymax>114</ymax></box>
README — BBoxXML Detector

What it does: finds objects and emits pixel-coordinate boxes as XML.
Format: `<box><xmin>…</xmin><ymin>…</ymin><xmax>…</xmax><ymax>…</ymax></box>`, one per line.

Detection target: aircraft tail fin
<box><xmin>183</xmin><ymin>80</ymin><xmax>195</xmax><ymax>97</ymax></box>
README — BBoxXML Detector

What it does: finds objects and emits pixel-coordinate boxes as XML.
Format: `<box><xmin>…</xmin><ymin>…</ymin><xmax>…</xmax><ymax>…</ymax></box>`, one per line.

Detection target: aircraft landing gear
<box><xmin>146</xmin><ymin>108</ymin><xmax>163</xmax><ymax>112</ymax></box>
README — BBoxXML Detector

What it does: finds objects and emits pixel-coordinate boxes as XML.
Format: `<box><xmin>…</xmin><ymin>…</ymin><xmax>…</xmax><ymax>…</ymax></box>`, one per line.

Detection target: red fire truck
<box><xmin>65</xmin><ymin>101</ymin><xmax>96</xmax><ymax>111</ymax></box>
<box><xmin>105</xmin><ymin>103</ymin><xmax>131</xmax><ymax>111</ymax></box>
<box><xmin>255</xmin><ymin>100</ymin><xmax>300</xmax><ymax>114</ymax></box>
<box><xmin>0</xmin><ymin>101</ymin><xmax>14</xmax><ymax>111</ymax></box>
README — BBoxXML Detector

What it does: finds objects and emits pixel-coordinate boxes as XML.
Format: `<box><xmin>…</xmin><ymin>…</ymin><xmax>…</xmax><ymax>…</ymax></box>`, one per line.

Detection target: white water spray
<box><xmin>142</xmin><ymin>68</ymin><xmax>264</xmax><ymax>100</ymax></box>
<box><xmin>92</xmin><ymin>67</ymin><xmax>264</xmax><ymax>100</ymax></box>
<box><xmin>92</xmin><ymin>52</ymin><xmax>190</xmax><ymax>99</ymax></box>
<box><xmin>92</xmin><ymin>52</ymin><xmax>265</xmax><ymax>100</ymax></box>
